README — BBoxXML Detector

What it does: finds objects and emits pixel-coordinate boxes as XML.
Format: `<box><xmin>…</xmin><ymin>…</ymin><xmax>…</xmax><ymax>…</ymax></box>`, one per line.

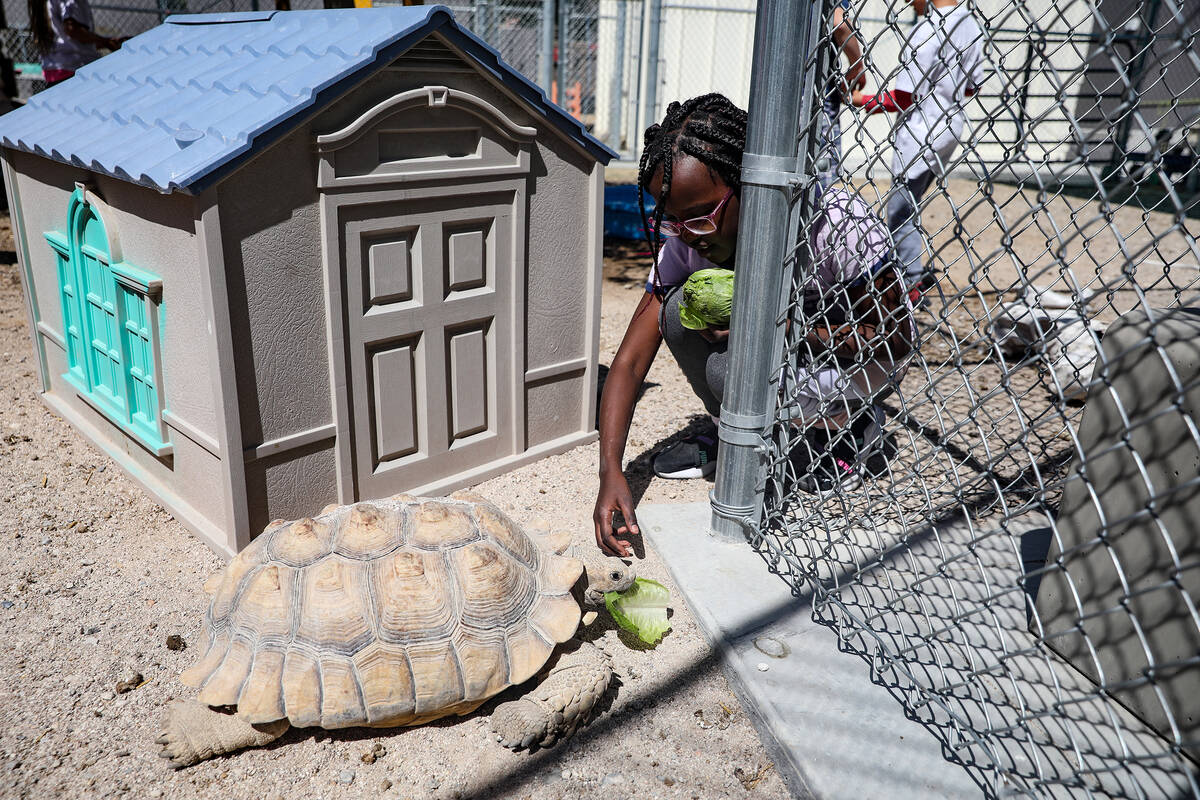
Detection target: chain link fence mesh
<box><xmin>742</xmin><ymin>0</ymin><xmax>1200</xmax><ymax>795</ymax></box>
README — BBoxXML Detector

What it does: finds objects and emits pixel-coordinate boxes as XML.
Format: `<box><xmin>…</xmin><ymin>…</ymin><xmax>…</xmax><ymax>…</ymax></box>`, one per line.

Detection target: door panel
<box><xmin>447</xmin><ymin>325</ymin><xmax>488</xmax><ymax>441</ymax></box>
<box><xmin>371</xmin><ymin>341</ymin><xmax>419</xmax><ymax>462</ymax></box>
<box><xmin>340</xmin><ymin>193</ymin><xmax>515</xmax><ymax>498</ymax></box>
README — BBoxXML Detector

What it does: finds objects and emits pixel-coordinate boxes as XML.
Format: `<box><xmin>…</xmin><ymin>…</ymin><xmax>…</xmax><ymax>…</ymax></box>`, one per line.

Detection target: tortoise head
<box><xmin>577</xmin><ymin>552</ymin><xmax>636</xmax><ymax>606</ymax></box>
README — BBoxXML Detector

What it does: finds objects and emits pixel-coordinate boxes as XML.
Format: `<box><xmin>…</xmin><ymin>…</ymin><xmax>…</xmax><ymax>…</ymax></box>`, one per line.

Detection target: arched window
<box><xmin>44</xmin><ymin>187</ymin><xmax>170</xmax><ymax>455</ymax></box>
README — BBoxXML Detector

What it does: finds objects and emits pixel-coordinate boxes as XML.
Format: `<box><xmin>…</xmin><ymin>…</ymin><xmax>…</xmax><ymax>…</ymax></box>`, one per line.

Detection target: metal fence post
<box><xmin>539</xmin><ymin>0</ymin><xmax>555</xmax><ymax>93</ymax></box>
<box><xmin>607</xmin><ymin>0</ymin><xmax>627</xmax><ymax>151</ymax></box>
<box><xmin>709</xmin><ymin>0</ymin><xmax>825</xmax><ymax>540</ymax></box>
<box><xmin>556</xmin><ymin>0</ymin><xmax>570</xmax><ymax>104</ymax></box>
<box><xmin>641</xmin><ymin>0</ymin><xmax>662</xmax><ymax>149</ymax></box>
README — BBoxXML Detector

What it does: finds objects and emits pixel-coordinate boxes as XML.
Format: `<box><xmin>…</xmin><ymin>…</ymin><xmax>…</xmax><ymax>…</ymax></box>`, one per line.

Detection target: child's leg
<box><xmin>816</xmin><ymin>94</ymin><xmax>843</xmax><ymax>191</ymax></box>
<box><xmin>660</xmin><ymin>286</ymin><xmax>727</xmax><ymax>418</ymax></box>
<box><xmin>886</xmin><ymin>169</ymin><xmax>936</xmax><ymax>288</ymax></box>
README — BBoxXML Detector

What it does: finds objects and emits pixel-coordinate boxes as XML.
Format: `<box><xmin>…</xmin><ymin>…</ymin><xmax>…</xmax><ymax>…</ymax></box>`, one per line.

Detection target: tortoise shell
<box><xmin>180</xmin><ymin>495</ymin><xmax>583</xmax><ymax>729</ymax></box>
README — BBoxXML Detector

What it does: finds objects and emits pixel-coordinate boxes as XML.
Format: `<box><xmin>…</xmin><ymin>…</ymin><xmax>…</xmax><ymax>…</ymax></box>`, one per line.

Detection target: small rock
<box><xmin>426</xmin><ymin>777</ymin><xmax>440</xmax><ymax>790</ymax></box>
<box><xmin>662</xmin><ymin>776</ymin><xmax>676</xmax><ymax>786</ymax></box>
<box><xmin>379</xmin><ymin>779</ymin><xmax>392</xmax><ymax>791</ymax></box>
<box><xmin>64</xmin><ymin>583</ymin><xmax>74</xmax><ymax>590</ymax></box>
<box><xmin>336</xmin><ymin>769</ymin><xmax>355</xmax><ymax>785</ymax></box>
<box><xmin>165</xmin><ymin>635</ymin><xmax>185</xmax><ymax>651</ymax></box>
<box><xmin>146</xmin><ymin>790</ymin><xmax>163</xmax><ymax>798</ymax></box>
<box><xmin>114</xmin><ymin>750</ymin><xmax>130</xmax><ymax>758</ymax></box>
<box><xmin>76</xmin><ymin>523</ymin><xmax>89</xmax><ymax>533</ymax></box>
<box><xmin>601</xmin><ymin>773</ymin><xmax>625</xmax><ymax>786</ymax></box>
<box><xmin>560</xmin><ymin>769</ymin><xmax>572</xmax><ymax>781</ymax></box>
<box><xmin>100</xmin><ymin>692</ymin><xmax>115</xmax><ymax>701</ymax></box>
<box><xmin>0</xmin><ymin>601</ymin><xmax>12</xmax><ymax>610</ymax></box>
<box><xmin>756</xmin><ymin>662</ymin><xmax>769</xmax><ymax>672</ymax></box>
<box><xmin>114</xmin><ymin>673</ymin><xmax>144</xmax><ymax>694</ymax></box>
<box><xmin>40</xmin><ymin>537</ymin><xmax>50</xmax><ymax>545</ymax></box>
<box><xmin>80</xmin><ymin>559</ymin><xmax>94</xmax><ymax>567</ymax></box>
<box><xmin>84</xmin><ymin>626</ymin><xmax>100</xmax><ymax>635</ymax></box>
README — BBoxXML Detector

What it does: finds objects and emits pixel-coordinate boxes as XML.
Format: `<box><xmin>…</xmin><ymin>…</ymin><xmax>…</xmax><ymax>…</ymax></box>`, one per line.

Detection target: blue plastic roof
<box><xmin>0</xmin><ymin>6</ymin><xmax>615</xmax><ymax>194</ymax></box>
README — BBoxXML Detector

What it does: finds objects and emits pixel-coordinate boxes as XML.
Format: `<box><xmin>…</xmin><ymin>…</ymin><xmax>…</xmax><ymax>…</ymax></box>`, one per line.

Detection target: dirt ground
<box><xmin>0</xmin><ymin>214</ymin><xmax>790</xmax><ymax>799</ymax></box>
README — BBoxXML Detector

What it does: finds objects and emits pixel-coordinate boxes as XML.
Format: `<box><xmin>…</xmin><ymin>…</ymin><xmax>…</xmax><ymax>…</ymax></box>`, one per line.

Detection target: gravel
<box><xmin>0</xmin><ymin>216</ymin><xmax>788</xmax><ymax>799</ymax></box>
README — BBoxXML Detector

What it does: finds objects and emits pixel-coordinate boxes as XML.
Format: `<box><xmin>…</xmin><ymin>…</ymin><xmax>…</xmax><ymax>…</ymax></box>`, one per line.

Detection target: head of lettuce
<box><xmin>678</xmin><ymin>268</ymin><xmax>735</xmax><ymax>330</ymax></box>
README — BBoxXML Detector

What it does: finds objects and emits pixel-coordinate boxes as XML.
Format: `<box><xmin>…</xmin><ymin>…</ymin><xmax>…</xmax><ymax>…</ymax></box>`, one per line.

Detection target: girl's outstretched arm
<box><xmin>594</xmin><ymin>290</ymin><xmax>663</xmax><ymax>557</ymax></box>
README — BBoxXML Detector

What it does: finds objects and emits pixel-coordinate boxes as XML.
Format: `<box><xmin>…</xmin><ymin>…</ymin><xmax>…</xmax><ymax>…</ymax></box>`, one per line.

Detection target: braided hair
<box><xmin>638</xmin><ymin>93</ymin><xmax>748</xmax><ymax>300</ymax></box>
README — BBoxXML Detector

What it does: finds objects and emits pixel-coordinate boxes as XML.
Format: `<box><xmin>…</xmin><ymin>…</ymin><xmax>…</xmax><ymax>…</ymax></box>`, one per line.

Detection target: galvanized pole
<box><xmin>641</xmin><ymin>0</ymin><xmax>662</xmax><ymax>142</ymax></box>
<box><xmin>607</xmin><ymin>0</ymin><xmax>627</xmax><ymax>152</ymax></box>
<box><xmin>556</xmin><ymin>0</ymin><xmax>570</xmax><ymax>106</ymax></box>
<box><xmin>539</xmin><ymin>0</ymin><xmax>555</xmax><ymax>93</ymax></box>
<box><xmin>709</xmin><ymin>0</ymin><xmax>826</xmax><ymax>540</ymax></box>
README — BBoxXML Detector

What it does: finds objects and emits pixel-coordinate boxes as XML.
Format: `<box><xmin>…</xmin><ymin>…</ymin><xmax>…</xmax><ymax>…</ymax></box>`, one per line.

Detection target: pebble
<box><xmin>560</xmin><ymin>769</ymin><xmax>572</xmax><ymax>781</ymax></box>
<box><xmin>165</xmin><ymin>635</ymin><xmax>185</xmax><ymax>651</ymax></box>
<box><xmin>81</xmin><ymin>559</ymin><xmax>94</xmax><ymax>567</ymax></box>
<box><xmin>101</xmin><ymin>691</ymin><xmax>115</xmax><ymax>701</ymax></box>
<box><xmin>114</xmin><ymin>673</ymin><xmax>144</xmax><ymax>694</ymax></box>
<box><xmin>76</xmin><ymin>522</ymin><xmax>89</xmax><ymax>533</ymax></box>
<box><xmin>336</xmin><ymin>769</ymin><xmax>355</xmax><ymax>785</ymax></box>
<box><xmin>0</xmin><ymin>600</ymin><xmax>12</xmax><ymax>609</ymax></box>
<box><xmin>601</xmin><ymin>773</ymin><xmax>626</xmax><ymax>785</ymax></box>
<box><xmin>379</xmin><ymin>779</ymin><xmax>392</xmax><ymax>791</ymax></box>
<box><xmin>147</xmin><ymin>791</ymin><xmax>163</xmax><ymax>799</ymax></box>
<box><xmin>40</xmin><ymin>537</ymin><xmax>50</xmax><ymax>545</ymax></box>
<box><xmin>662</xmin><ymin>776</ymin><xmax>677</xmax><ymax>786</ymax></box>
<box><xmin>756</xmin><ymin>662</ymin><xmax>770</xmax><ymax>672</ymax></box>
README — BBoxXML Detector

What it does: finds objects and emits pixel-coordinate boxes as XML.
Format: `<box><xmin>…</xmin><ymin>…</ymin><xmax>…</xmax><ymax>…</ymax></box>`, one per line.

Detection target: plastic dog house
<box><xmin>0</xmin><ymin>6</ymin><xmax>614</xmax><ymax>557</ymax></box>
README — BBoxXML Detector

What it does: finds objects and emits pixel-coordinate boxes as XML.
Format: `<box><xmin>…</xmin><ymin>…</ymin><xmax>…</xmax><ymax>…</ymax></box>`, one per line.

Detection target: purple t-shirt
<box><xmin>645</xmin><ymin>188</ymin><xmax>891</xmax><ymax>294</ymax></box>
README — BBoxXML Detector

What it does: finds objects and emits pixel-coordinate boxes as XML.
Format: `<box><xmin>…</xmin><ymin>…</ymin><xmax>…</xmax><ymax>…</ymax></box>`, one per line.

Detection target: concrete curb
<box><xmin>638</xmin><ymin>502</ymin><xmax>981</xmax><ymax>800</ymax></box>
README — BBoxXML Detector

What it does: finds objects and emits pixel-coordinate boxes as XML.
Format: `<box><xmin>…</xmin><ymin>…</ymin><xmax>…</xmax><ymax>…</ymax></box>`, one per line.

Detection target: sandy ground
<box><xmin>0</xmin><ymin>214</ymin><xmax>791</xmax><ymax>800</ymax></box>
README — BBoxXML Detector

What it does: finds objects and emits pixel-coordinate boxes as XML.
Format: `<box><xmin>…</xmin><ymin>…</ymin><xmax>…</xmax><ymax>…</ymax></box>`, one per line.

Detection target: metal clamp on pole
<box><xmin>708</xmin><ymin>490</ymin><xmax>758</xmax><ymax>542</ymax></box>
<box><xmin>717</xmin><ymin>410</ymin><xmax>771</xmax><ymax>448</ymax></box>
<box><xmin>739</xmin><ymin>153</ymin><xmax>803</xmax><ymax>189</ymax></box>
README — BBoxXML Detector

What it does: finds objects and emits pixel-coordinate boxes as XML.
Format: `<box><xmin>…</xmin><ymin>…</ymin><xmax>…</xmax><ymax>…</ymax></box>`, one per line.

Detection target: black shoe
<box><xmin>791</xmin><ymin>406</ymin><xmax>886</xmax><ymax>495</ymax></box>
<box><xmin>652</xmin><ymin>431</ymin><xmax>719</xmax><ymax>479</ymax></box>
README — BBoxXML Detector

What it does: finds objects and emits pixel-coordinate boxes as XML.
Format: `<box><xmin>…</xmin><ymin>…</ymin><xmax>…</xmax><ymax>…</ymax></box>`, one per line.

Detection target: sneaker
<box><xmin>792</xmin><ymin>406</ymin><xmax>886</xmax><ymax>495</ymax></box>
<box><xmin>652</xmin><ymin>432</ymin><xmax>719</xmax><ymax>479</ymax></box>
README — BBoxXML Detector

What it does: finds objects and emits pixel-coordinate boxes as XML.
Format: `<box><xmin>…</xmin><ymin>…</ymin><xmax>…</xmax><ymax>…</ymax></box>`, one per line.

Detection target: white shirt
<box><xmin>42</xmin><ymin>0</ymin><xmax>101</xmax><ymax>72</ymax></box>
<box><xmin>892</xmin><ymin>3</ymin><xmax>985</xmax><ymax>180</ymax></box>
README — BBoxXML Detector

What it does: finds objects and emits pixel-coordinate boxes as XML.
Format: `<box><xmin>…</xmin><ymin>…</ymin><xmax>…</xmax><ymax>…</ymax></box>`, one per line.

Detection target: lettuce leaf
<box><xmin>604</xmin><ymin>578</ymin><xmax>671</xmax><ymax>645</ymax></box>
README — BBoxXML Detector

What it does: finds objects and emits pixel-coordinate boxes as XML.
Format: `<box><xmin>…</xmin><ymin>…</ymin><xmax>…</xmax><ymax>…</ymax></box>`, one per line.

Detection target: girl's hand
<box><xmin>698</xmin><ymin>326</ymin><xmax>729</xmax><ymax>344</ymax></box>
<box><xmin>851</xmin><ymin>89</ymin><xmax>867</xmax><ymax>107</ymax></box>
<box><xmin>593</xmin><ymin>469</ymin><xmax>637</xmax><ymax>557</ymax></box>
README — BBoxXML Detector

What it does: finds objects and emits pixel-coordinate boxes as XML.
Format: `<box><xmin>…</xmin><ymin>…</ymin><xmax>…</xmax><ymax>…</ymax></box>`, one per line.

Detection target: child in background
<box><xmin>852</xmin><ymin>0</ymin><xmax>984</xmax><ymax>294</ymax></box>
<box><xmin>28</xmin><ymin>0</ymin><xmax>122</xmax><ymax>86</ymax></box>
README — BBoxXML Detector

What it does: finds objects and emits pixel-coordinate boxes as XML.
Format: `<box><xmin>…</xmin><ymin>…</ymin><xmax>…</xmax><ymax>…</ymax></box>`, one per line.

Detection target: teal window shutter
<box><xmin>45</xmin><ymin>188</ymin><xmax>172</xmax><ymax>456</ymax></box>
<box><xmin>44</xmin><ymin>230</ymin><xmax>86</xmax><ymax>385</ymax></box>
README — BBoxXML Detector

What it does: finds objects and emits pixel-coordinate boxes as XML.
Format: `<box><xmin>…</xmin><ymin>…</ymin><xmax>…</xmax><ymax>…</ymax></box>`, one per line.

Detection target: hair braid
<box><xmin>637</xmin><ymin>93</ymin><xmax>748</xmax><ymax>300</ymax></box>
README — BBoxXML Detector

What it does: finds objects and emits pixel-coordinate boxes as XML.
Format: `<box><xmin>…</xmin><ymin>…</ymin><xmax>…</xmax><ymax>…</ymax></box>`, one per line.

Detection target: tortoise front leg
<box><xmin>156</xmin><ymin>701</ymin><xmax>290</xmax><ymax>768</ymax></box>
<box><xmin>490</xmin><ymin>641</ymin><xmax>612</xmax><ymax>749</ymax></box>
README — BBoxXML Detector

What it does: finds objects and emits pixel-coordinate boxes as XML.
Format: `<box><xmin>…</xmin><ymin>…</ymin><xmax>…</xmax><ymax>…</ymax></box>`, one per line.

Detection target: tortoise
<box><xmin>156</xmin><ymin>491</ymin><xmax>634</xmax><ymax>768</ymax></box>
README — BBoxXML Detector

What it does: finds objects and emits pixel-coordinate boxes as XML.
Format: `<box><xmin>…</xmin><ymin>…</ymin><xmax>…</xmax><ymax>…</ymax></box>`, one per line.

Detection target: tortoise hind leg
<box><xmin>491</xmin><ymin>641</ymin><xmax>612</xmax><ymax>750</ymax></box>
<box><xmin>156</xmin><ymin>701</ymin><xmax>290</xmax><ymax>768</ymax></box>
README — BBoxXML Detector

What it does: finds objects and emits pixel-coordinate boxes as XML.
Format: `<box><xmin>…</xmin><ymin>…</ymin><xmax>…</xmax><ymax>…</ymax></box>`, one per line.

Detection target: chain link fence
<box><xmin>714</xmin><ymin>0</ymin><xmax>1200</xmax><ymax>795</ymax></box>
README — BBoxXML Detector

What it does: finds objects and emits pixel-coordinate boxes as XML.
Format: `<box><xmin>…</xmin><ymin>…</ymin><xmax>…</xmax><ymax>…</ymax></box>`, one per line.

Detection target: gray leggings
<box><xmin>660</xmin><ymin>285</ymin><xmax>727</xmax><ymax>418</ymax></box>
<box><xmin>886</xmin><ymin>169</ymin><xmax>935</xmax><ymax>287</ymax></box>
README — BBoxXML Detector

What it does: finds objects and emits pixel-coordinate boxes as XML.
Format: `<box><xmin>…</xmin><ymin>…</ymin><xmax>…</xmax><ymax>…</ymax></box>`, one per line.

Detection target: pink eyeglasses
<box><xmin>647</xmin><ymin>188</ymin><xmax>735</xmax><ymax>237</ymax></box>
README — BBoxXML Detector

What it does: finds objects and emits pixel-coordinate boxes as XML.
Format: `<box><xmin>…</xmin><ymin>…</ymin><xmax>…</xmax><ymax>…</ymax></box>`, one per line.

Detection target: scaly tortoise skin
<box><xmin>157</xmin><ymin>492</ymin><xmax>633</xmax><ymax>767</ymax></box>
